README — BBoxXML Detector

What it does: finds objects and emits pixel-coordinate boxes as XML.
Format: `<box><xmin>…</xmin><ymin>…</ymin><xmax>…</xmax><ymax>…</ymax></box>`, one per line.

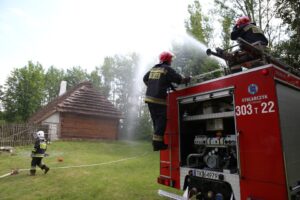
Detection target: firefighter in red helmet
<box><xmin>231</xmin><ymin>16</ymin><xmax>268</xmax><ymax>46</ymax></box>
<box><xmin>143</xmin><ymin>51</ymin><xmax>190</xmax><ymax>151</ymax></box>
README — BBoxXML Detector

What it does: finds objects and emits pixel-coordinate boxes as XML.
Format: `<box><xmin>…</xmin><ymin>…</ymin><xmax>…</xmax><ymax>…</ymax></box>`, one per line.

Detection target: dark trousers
<box><xmin>147</xmin><ymin>103</ymin><xmax>167</xmax><ymax>140</ymax></box>
<box><xmin>31</xmin><ymin>157</ymin><xmax>44</xmax><ymax>169</ymax></box>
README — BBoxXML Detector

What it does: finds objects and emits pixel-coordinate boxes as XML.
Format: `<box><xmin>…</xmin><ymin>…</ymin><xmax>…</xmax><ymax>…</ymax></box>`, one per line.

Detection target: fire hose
<box><xmin>0</xmin><ymin>152</ymin><xmax>148</xmax><ymax>179</ymax></box>
<box><xmin>206</xmin><ymin>37</ymin><xmax>300</xmax><ymax>77</ymax></box>
<box><xmin>0</xmin><ymin>169</ymin><xmax>19</xmax><ymax>178</ymax></box>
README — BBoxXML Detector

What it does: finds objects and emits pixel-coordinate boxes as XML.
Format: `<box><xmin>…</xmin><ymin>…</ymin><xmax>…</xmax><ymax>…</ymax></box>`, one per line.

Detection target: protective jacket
<box><xmin>143</xmin><ymin>63</ymin><xmax>182</xmax><ymax>105</ymax></box>
<box><xmin>31</xmin><ymin>139</ymin><xmax>47</xmax><ymax>158</ymax></box>
<box><xmin>231</xmin><ymin>23</ymin><xmax>268</xmax><ymax>45</ymax></box>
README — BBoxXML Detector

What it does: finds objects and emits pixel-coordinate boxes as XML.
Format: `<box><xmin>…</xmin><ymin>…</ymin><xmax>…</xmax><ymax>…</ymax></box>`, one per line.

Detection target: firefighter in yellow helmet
<box><xmin>143</xmin><ymin>51</ymin><xmax>190</xmax><ymax>151</ymax></box>
<box><xmin>30</xmin><ymin>130</ymin><xmax>50</xmax><ymax>176</ymax></box>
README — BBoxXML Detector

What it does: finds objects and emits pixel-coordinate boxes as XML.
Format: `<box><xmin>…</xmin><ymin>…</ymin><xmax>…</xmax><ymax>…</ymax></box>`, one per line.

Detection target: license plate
<box><xmin>195</xmin><ymin>170</ymin><xmax>220</xmax><ymax>180</ymax></box>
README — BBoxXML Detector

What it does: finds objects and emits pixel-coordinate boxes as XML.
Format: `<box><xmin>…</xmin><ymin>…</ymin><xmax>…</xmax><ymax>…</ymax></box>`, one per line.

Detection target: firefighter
<box><xmin>231</xmin><ymin>16</ymin><xmax>268</xmax><ymax>46</ymax></box>
<box><xmin>229</xmin><ymin>16</ymin><xmax>269</xmax><ymax>73</ymax></box>
<box><xmin>143</xmin><ymin>51</ymin><xmax>190</xmax><ymax>151</ymax></box>
<box><xmin>30</xmin><ymin>130</ymin><xmax>50</xmax><ymax>176</ymax></box>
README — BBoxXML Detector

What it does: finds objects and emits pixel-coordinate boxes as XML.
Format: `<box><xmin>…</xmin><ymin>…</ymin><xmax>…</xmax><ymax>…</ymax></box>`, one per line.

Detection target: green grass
<box><xmin>0</xmin><ymin>140</ymin><xmax>181</xmax><ymax>200</ymax></box>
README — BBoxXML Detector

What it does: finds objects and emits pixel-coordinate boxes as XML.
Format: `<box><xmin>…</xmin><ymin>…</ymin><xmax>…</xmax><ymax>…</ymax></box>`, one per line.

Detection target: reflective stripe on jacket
<box><xmin>31</xmin><ymin>139</ymin><xmax>47</xmax><ymax>157</ymax></box>
<box><xmin>231</xmin><ymin>23</ymin><xmax>268</xmax><ymax>45</ymax></box>
<box><xmin>143</xmin><ymin>63</ymin><xmax>182</xmax><ymax>104</ymax></box>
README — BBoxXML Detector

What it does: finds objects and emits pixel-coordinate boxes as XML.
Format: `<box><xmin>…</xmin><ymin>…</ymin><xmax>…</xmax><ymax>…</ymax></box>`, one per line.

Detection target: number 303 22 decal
<box><xmin>235</xmin><ymin>101</ymin><xmax>275</xmax><ymax>116</ymax></box>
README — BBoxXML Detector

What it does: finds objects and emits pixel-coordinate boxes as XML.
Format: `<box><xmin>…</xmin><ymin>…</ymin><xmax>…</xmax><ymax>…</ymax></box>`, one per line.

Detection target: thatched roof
<box><xmin>29</xmin><ymin>81</ymin><xmax>122</xmax><ymax>123</ymax></box>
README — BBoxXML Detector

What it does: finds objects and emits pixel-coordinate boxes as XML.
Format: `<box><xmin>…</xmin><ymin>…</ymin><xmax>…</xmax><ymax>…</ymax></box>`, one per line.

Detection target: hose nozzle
<box><xmin>206</xmin><ymin>49</ymin><xmax>212</xmax><ymax>56</ymax></box>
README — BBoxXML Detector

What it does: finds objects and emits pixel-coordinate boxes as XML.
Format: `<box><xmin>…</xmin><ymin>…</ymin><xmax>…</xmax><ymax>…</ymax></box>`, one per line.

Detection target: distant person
<box><xmin>231</xmin><ymin>16</ymin><xmax>268</xmax><ymax>47</ymax></box>
<box><xmin>30</xmin><ymin>130</ymin><xmax>50</xmax><ymax>176</ymax></box>
<box><xmin>143</xmin><ymin>51</ymin><xmax>190</xmax><ymax>151</ymax></box>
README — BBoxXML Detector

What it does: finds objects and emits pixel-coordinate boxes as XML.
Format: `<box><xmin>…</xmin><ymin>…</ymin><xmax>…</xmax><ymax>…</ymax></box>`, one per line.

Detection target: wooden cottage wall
<box><xmin>60</xmin><ymin>113</ymin><xmax>118</xmax><ymax>140</ymax></box>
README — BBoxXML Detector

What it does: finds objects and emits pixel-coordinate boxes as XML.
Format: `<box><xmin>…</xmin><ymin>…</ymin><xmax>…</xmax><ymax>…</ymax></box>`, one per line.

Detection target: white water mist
<box><xmin>125</xmin><ymin>32</ymin><xmax>224</xmax><ymax>140</ymax></box>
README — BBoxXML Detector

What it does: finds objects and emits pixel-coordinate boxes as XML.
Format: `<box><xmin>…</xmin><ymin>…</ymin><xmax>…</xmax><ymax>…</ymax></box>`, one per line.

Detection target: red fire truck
<box><xmin>157</xmin><ymin>41</ymin><xmax>300</xmax><ymax>200</ymax></box>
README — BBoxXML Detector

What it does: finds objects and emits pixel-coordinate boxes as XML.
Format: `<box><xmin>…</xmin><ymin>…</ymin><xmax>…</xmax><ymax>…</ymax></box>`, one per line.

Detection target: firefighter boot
<box><xmin>44</xmin><ymin>166</ymin><xmax>50</xmax><ymax>174</ymax></box>
<box><xmin>152</xmin><ymin>141</ymin><xmax>168</xmax><ymax>151</ymax></box>
<box><xmin>41</xmin><ymin>165</ymin><xmax>50</xmax><ymax>174</ymax></box>
<box><xmin>30</xmin><ymin>169</ymin><xmax>36</xmax><ymax>176</ymax></box>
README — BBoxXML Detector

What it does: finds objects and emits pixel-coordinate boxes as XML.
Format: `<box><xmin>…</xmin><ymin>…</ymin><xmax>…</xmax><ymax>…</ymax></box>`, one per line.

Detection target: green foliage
<box><xmin>185</xmin><ymin>0</ymin><xmax>211</xmax><ymax>45</ymax></box>
<box><xmin>207</xmin><ymin>1</ymin><xmax>235</xmax><ymax>49</ymax></box>
<box><xmin>110</xmin><ymin>53</ymin><xmax>141</xmax><ymax>139</ymax></box>
<box><xmin>274</xmin><ymin>0</ymin><xmax>300</xmax><ymax>69</ymax></box>
<box><xmin>134</xmin><ymin>104</ymin><xmax>153</xmax><ymax>140</ymax></box>
<box><xmin>180</xmin><ymin>0</ymin><xmax>221</xmax><ymax>79</ymax></box>
<box><xmin>64</xmin><ymin>66</ymin><xmax>88</xmax><ymax>89</ymax></box>
<box><xmin>171</xmin><ymin>40</ymin><xmax>220</xmax><ymax>78</ymax></box>
<box><xmin>276</xmin><ymin>0</ymin><xmax>300</xmax><ymax>33</ymax></box>
<box><xmin>172</xmin><ymin>43</ymin><xmax>205</xmax><ymax>76</ymax></box>
<box><xmin>221</xmin><ymin>14</ymin><xmax>235</xmax><ymax>50</ymax></box>
<box><xmin>44</xmin><ymin>66</ymin><xmax>65</xmax><ymax>103</ymax></box>
<box><xmin>100</xmin><ymin>57</ymin><xmax>116</xmax><ymax>98</ymax></box>
<box><xmin>172</xmin><ymin>0</ymin><xmax>219</xmax><ymax>79</ymax></box>
<box><xmin>213</xmin><ymin>0</ymin><xmax>299</xmax><ymax>69</ymax></box>
<box><xmin>215</xmin><ymin>0</ymin><xmax>255</xmax><ymax>23</ymax></box>
<box><xmin>3</xmin><ymin>61</ymin><xmax>45</xmax><ymax>122</ymax></box>
<box><xmin>113</xmin><ymin>54</ymin><xmax>137</xmax><ymax>101</ymax></box>
<box><xmin>214</xmin><ymin>0</ymin><xmax>280</xmax><ymax>47</ymax></box>
<box><xmin>98</xmin><ymin>53</ymin><xmax>152</xmax><ymax>141</ymax></box>
<box><xmin>88</xmin><ymin>67</ymin><xmax>103</xmax><ymax>90</ymax></box>
<box><xmin>0</xmin><ymin>85</ymin><xmax>3</xmax><ymax>101</ymax></box>
<box><xmin>0</xmin><ymin>85</ymin><xmax>4</xmax><ymax>122</ymax></box>
<box><xmin>273</xmin><ymin>37</ymin><xmax>300</xmax><ymax>69</ymax></box>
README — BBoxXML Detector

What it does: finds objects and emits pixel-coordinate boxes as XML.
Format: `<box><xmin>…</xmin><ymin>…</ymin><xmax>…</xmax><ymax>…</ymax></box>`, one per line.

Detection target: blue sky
<box><xmin>0</xmin><ymin>0</ymin><xmax>196</xmax><ymax>85</ymax></box>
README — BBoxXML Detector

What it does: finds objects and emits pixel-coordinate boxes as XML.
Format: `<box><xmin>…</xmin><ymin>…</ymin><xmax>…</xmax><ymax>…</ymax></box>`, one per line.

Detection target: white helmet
<box><xmin>36</xmin><ymin>130</ymin><xmax>45</xmax><ymax>139</ymax></box>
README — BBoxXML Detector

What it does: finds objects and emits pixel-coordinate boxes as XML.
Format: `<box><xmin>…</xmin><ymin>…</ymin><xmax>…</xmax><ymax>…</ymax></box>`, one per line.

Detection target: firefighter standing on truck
<box><xmin>231</xmin><ymin>16</ymin><xmax>268</xmax><ymax>46</ymax></box>
<box><xmin>229</xmin><ymin>16</ymin><xmax>269</xmax><ymax>73</ymax></box>
<box><xmin>30</xmin><ymin>130</ymin><xmax>50</xmax><ymax>176</ymax></box>
<box><xmin>143</xmin><ymin>51</ymin><xmax>190</xmax><ymax>151</ymax></box>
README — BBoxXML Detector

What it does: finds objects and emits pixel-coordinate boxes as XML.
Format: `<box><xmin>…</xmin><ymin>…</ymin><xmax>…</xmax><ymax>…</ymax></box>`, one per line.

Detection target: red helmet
<box><xmin>159</xmin><ymin>51</ymin><xmax>174</xmax><ymax>64</ymax></box>
<box><xmin>236</xmin><ymin>16</ymin><xmax>250</xmax><ymax>27</ymax></box>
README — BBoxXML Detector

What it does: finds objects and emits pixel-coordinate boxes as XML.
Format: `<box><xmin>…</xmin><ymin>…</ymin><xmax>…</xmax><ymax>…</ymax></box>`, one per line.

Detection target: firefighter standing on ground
<box><xmin>30</xmin><ymin>130</ymin><xmax>50</xmax><ymax>176</ymax></box>
<box><xmin>143</xmin><ymin>51</ymin><xmax>190</xmax><ymax>151</ymax></box>
<box><xmin>231</xmin><ymin>16</ymin><xmax>268</xmax><ymax>46</ymax></box>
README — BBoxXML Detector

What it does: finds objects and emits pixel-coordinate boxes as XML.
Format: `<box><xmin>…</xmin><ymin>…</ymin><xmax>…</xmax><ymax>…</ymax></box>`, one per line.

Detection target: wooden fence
<box><xmin>0</xmin><ymin>124</ymin><xmax>48</xmax><ymax>147</ymax></box>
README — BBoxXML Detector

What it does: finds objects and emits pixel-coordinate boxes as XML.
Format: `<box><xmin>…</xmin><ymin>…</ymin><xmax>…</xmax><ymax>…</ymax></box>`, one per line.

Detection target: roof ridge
<box><xmin>29</xmin><ymin>81</ymin><xmax>122</xmax><ymax>123</ymax></box>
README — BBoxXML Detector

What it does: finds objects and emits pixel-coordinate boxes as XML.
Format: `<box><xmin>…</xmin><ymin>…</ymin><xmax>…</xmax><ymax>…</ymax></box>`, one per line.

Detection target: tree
<box><xmin>88</xmin><ymin>67</ymin><xmax>103</xmax><ymax>90</ymax></box>
<box><xmin>44</xmin><ymin>66</ymin><xmax>65</xmax><ymax>103</ymax></box>
<box><xmin>64</xmin><ymin>66</ymin><xmax>88</xmax><ymax>89</ymax></box>
<box><xmin>99</xmin><ymin>53</ymin><xmax>151</xmax><ymax>140</ymax></box>
<box><xmin>0</xmin><ymin>85</ymin><xmax>4</xmax><ymax>104</ymax></box>
<box><xmin>274</xmin><ymin>0</ymin><xmax>300</xmax><ymax>69</ymax></box>
<box><xmin>0</xmin><ymin>85</ymin><xmax>4</xmax><ymax>122</ymax></box>
<box><xmin>172</xmin><ymin>41</ymin><xmax>220</xmax><ymax>77</ymax></box>
<box><xmin>112</xmin><ymin>53</ymin><xmax>140</xmax><ymax>139</ymax></box>
<box><xmin>172</xmin><ymin>0</ymin><xmax>221</xmax><ymax>80</ymax></box>
<box><xmin>100</xmin><ymin>57</ymin><xmax>116</xmax><ymax>99</ymax></box>
<box><xmin>214</xmin><ymin>0</ymin><xmax>281</xmax><ymax>47</ymax></box>
<box><xmin>134</xmin><ymin>104</ymin><xmax>152</xmax><ymax>140</ymax></box>
<box><xmin>3</xmin><ymin>61</ymin><xmax>45</xmax><ymax>122</ymax></box>
<box><xmin>0</xmin><ymin>85</ymin><xmax>3</xmax><ymax>98</ymax></box>
<box><xmin>185</xmin><ymin>0</ymin><xmax>212</xmax><ymax>45</ymax></box>
<box><xmin>220</xmin><ymin>11</ymin><xmax>235</xmax><ymax>50</ymax></box>
<box><xmin>273</xmin><ymin>40</ymin><xmax>300</xmax><ymax>69</ymax></box>
<box><xmin>276</xmin><ymin>0</ymin><xmax>300</xmax><ymax>34</ymax></box>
